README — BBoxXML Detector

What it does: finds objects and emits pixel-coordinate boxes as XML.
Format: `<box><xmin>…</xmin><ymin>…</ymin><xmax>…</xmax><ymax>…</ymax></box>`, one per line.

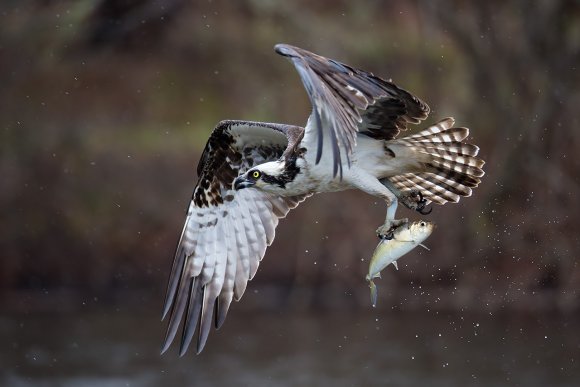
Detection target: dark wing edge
<box><xmin>161</xmin><ymin>120</ymin><xmax>308</xmax><ymax>355</ymax></box>
<box><xmin>275</xmin><ymin>43</ymin><xmax>430</xmax><ymax>178</ymax></box>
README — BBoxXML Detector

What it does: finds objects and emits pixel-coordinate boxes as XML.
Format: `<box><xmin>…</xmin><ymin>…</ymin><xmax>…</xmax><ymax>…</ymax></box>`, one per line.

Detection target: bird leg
<box><xmin>375</xmin><ymin>191</ymin><xmax>408</xmax><ymax>240</ymax></box>
<box><xmin>350</xmin><ymin>174</ymin><xmax>410</xmax><ymax>240</ymax></box>
<box><xmin>379</xmin><ymin>179</ymin><xmax>432</xmax><ymax>215</ymax></box>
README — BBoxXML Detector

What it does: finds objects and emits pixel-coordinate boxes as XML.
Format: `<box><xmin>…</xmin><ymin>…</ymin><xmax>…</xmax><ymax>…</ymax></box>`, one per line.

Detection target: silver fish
<box><xmin>366</xmin><ymin>220</ymin><xmax>435</xmax><ymax>307</ymax></box>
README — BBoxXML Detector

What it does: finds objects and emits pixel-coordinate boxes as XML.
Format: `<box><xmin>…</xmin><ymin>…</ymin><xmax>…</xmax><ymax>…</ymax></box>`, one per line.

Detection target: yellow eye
<box><xmin>252</xmin><ymin>171</ymin><xmax>261</xmax><ymax>179</ymax></box>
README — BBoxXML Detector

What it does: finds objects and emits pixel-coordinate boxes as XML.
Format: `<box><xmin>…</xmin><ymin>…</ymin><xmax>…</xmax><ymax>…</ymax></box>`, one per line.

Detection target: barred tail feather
<box><xmin>389</xmin><ymin>118</ymin><xmax>485</xmax><ymax>205</ymax></box>
<box><xmin>415</xmin><ymin>142</ymin><xmax>480</xmax><ymax>157</ymax></box>
<box><xmin>418</xmin><ymin>148</ymin><xmax>484</xmax><ymax>167</ymax></box>
<box><xmin>390</xmin><ymin>173</ymin><xmax>461</xmax><ymax>204</ymax></box>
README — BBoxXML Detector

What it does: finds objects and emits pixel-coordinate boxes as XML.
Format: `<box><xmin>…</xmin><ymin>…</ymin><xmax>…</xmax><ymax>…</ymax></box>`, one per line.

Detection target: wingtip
<box><xmin>178</xmin><ymin>343</ymin><xmax>189</xmax><ymax>357</ymax></box>
<box><xmin>215</xmin><ymin>296</ymin><xmax>232</xmax><ymax>330</ymax></box>
<box><xmin>161</xmin><ymin>303</ymin><xmax>171</xmax><ymax>321</ymax></box>
<box><xmin>160</xmin><ymin>323</ymin><xmax>178</xmax><ymax>356</ymax></box>
<box><xmin>274</xmin><ymin>43</ymin><xmax>296</xmax><ymax>57</ymax></box>
<box><xmin>160</xmin><ymin>337</ymin><xmax>173</xmax><ymax>356</ymax></box>
<box><xmin>215</xmin><ymin>316</ymin><xmax>226</xmax><ymax>330</ymax></box>
<box><xmin>196</xmin><ymin>288</ymin><xmax>215</xmax><ymax>355</ymax></box>
<box><xmin>179</xmin><ymin>278</ymin><xmax>203</xmax><ymax>357</ymax></box>
<box><xmin>233</xmin><ymin>278</ymin><xmax>248</xmax><ymax>301</ymax></box>
<box><xmin>196</xmin><ymin>331</ymin><xmax>209</xmax><ymax>354</ymax></box>
<box><xmin>179</xmin><ymin>327</ymin><xmax>194</xmax><ymax>357</ymax></box>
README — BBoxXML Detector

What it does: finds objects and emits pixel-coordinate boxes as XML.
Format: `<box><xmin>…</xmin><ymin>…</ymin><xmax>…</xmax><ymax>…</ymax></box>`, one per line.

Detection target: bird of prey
<box><xmin>161</xmin><ymin>44</ymin><xmax>485</xmax><ymax>355</ymax></box>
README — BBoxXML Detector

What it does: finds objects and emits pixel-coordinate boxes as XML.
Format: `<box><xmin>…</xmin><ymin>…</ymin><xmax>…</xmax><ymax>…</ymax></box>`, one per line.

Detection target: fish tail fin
<box><xmin>369</xmin><ymin>280</ymin><xmax>378</xmax><ymax>308</ymax></box>
<box><xmin>389</xmin><ymin>118</ymin><xmax>485</xmax><ymax>205</ymax></box>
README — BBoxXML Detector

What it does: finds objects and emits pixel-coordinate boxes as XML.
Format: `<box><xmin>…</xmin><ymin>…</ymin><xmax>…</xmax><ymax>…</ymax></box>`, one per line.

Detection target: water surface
<box><xmin>2</xmin><ymin>308</ymin><xmax>579</xmax><ymax>386</ymax></box>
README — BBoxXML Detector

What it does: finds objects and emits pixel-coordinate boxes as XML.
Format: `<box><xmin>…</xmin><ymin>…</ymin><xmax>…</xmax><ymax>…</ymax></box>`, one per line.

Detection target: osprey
<box><xmin>161</xmin><ymin>44</ymin><xmax>485</xmax><ymax>355</ymax></box>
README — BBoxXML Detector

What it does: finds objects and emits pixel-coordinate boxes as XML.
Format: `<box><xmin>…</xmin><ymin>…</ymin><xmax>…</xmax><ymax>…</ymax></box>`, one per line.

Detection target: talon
<box><xmin>376</xmin><ymin>225</ymin><xmax>394</xmax><ymax>240</ymax></box>
<box><xmin>413</xmin><ymin>191</ymin><xmax>432</xmax><ymax>215</ymax></box>
<box><xmin>376</xmin><ymin>218</ymin><xmax>408</xmax><ymax>240</ymax></box>
<box><xmin>382</xmin><ymin>230</ymin><xmax>394</xmax><ymax>240</ymax></box>
<box><xmin>399</xmin><ymin>190</ymin><xmax>430</xmax><ymax>212</ymax></box>
<box><xmin>417</xmin><ymin>191</ymin><xmax>424</xmax><ymax>202</ymax></box>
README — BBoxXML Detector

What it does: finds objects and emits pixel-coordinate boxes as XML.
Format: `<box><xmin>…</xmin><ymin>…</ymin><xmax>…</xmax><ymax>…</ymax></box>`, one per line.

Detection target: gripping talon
<box><xmin>414</xmin><ymin>191</ymin><xmax>433</xmax><ymax>215</ymax></box>
<box><xmin>376</xmin><ymin>218</ymin><xmax>408</xmax><ymax>240</ymax></box>
<box><xmin>382</xmin><ymin>230</ymin><xmax>394</xmax><ymax>240</ymax></box>
<box><xmin>376</xmin><ymin>226</ymin><xmax>394</xmax><ymax>240</ymax></box>
<box><xmin>398</xmin><ymin>190</ymin><xmax>432</xmax><ymax>215</ymax></box>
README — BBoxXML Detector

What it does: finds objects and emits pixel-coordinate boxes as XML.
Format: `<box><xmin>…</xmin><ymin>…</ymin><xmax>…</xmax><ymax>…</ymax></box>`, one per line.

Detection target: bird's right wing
<box><xmin>161</xmin><ymin>120</ymin><xmax>308</xmax><ymax>355</ymax></box>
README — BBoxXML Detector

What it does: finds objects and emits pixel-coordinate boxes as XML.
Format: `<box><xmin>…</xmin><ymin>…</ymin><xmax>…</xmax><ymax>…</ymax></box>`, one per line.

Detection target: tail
<box><xmin>388</xmin><ymin>118</ymin><xmax>485</xmax><ymax>205</ymax></box>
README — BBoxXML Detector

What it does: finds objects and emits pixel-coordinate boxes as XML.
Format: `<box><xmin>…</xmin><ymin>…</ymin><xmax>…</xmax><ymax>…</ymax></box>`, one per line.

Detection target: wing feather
<box><xmin>253</xmin><ymin>197</ymin><xmax>277</xmax><ymax>245</ymax></box>
<box><xmin>161</xmin><ymin>218</ymin><xmax>189</xmax><ymax>319</ymax></box>
<box><xmin>276</xmin><ymin>44</ymin><xmax>429</xmax><ymax>177</ymax></box>
<box><xmin>199</xmin><ymin>221</ymin><xmax>217</xmax><ymax>286</ymax></box>
<box><xmin>215</xmin><ymin>217</ymin><xmax>237</xmax><ymax>330</ymax></box>
<box><xmin>161</xmin><ymin>262</ymin><xmax>191</xmax><ymax>354</ymax></box>
<box><xmin>162</xmin><ymin>120</ymin><xmax>309</xmax><ymax>355</ymax></box>
<box><xmin>246</xmin><ymin>213</ymin><xmax>266</xmax><ymax>278</ymax></box>
<box><xmin>198</xmin><ymin>233</ymin><xmax>228</xmax><ymax>355</ymax></box>
<box><xmin>197</xmin><ymin>286</ymin><xmax>214</xmax><ymax>353</ymax></box>
<box><xmin>232</xmin><ymin>204</ymin><xmax>251</xmax><ymax>301</ymax></box>
<box><xmin>179</xmin><ymin>277</ymin><xmax>202</xmax><ymax>356</ymax></box>
<box><xmin>208</xmin><ymin>220</ymin><xmax>227</xmax><ymax>298</ymax></box>
<box><xmin>235</xmin><ymin>192</ymin><xmax>261</xmax><ymax>274</ymax></box>
<box><xmin>189</xmin><ymin>229</ymin><xmax>206</xmax><ymax>278</ymax></box>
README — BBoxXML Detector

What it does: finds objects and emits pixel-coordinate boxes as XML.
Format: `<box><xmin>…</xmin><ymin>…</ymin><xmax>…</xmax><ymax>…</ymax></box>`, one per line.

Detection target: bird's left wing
<box><xmin>161</xmin><ymin>120</ymin><xmax>308</xmax><ymax>355</ymax></box>
<box><xmin>275</xmin><ymin>44</ymin><xmax>429</xmax><ymax>178</ymax></box>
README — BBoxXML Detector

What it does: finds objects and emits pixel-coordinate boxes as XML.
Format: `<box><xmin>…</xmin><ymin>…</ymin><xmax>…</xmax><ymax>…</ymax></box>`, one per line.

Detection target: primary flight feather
<box><xmin>161</xmin><ymin>44</ymin><xmax>485</xmax><ymax>355</ymax></box>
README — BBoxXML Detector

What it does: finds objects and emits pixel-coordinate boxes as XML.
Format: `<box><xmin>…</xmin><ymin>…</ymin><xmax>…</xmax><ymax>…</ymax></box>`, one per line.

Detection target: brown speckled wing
<box><xmin>161</xmin><ymin>120</ymin><xmax>308</xmax><ymax>356</ymax></box>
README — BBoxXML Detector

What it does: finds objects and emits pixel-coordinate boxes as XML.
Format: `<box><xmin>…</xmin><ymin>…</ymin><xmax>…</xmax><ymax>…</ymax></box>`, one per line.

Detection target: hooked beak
<box><xmin>234</xmin><ymin>176</ymin><xmax>254</xmax><ymax>190</ymax></box>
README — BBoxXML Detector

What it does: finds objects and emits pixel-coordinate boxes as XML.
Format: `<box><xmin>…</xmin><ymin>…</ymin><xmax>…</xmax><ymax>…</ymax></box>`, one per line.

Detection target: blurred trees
<box><xmin>1</xmin><ymin>0</ymin><xmax>578</xmax><ymax>312</ymax></box>
<box><xmin>419</xmin><ymin>0</ymin><xmax>580</xmax><ymax>311</ymax></box>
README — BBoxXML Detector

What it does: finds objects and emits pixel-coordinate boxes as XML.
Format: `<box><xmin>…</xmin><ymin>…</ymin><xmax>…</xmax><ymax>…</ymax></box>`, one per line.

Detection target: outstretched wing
<box><xmin>275</xmin><ymin>44</ymin><xmax>430</xmax><ymax>178</ymax></box>
<box><xmin>162</xmin><ymin>120</ymin><xmax>308</xmax><ymax>355</ymax></box>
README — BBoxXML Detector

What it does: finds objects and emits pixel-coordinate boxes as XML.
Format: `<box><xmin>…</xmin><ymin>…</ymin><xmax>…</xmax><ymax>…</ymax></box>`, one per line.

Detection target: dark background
<box><xmin>1</xmin><ymin>1</ymin><xmax>579</xmax><ymax>385</ymax></box>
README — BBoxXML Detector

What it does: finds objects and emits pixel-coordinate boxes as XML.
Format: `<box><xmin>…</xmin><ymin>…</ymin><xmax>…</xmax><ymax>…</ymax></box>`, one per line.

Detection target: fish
<box><xmin>365</xmin><ymin>220</ymin><xmax>435</xmax><ymax>307</ymax></box>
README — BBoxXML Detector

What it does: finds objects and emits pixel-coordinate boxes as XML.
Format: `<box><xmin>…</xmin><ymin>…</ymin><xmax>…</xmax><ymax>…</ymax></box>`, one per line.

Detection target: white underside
<box><xmin>280</xmin><ymin>129</ymin><xmax>422</xmax><ymax>201</ymax></box>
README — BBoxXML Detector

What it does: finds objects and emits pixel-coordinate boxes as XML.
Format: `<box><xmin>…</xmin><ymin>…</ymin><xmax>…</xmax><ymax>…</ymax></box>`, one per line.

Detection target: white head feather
<box><xmin>254</xmin><ymin>160</ymin><xmax>285</xmax><ymax>177</ymax></box>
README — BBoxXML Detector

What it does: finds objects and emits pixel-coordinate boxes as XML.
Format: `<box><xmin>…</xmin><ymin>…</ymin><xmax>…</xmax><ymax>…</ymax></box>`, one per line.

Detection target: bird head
<box><xmin>233</xmin><ymin>161</ymin><xmax>288</xmax><ymax>193</ymax></box>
